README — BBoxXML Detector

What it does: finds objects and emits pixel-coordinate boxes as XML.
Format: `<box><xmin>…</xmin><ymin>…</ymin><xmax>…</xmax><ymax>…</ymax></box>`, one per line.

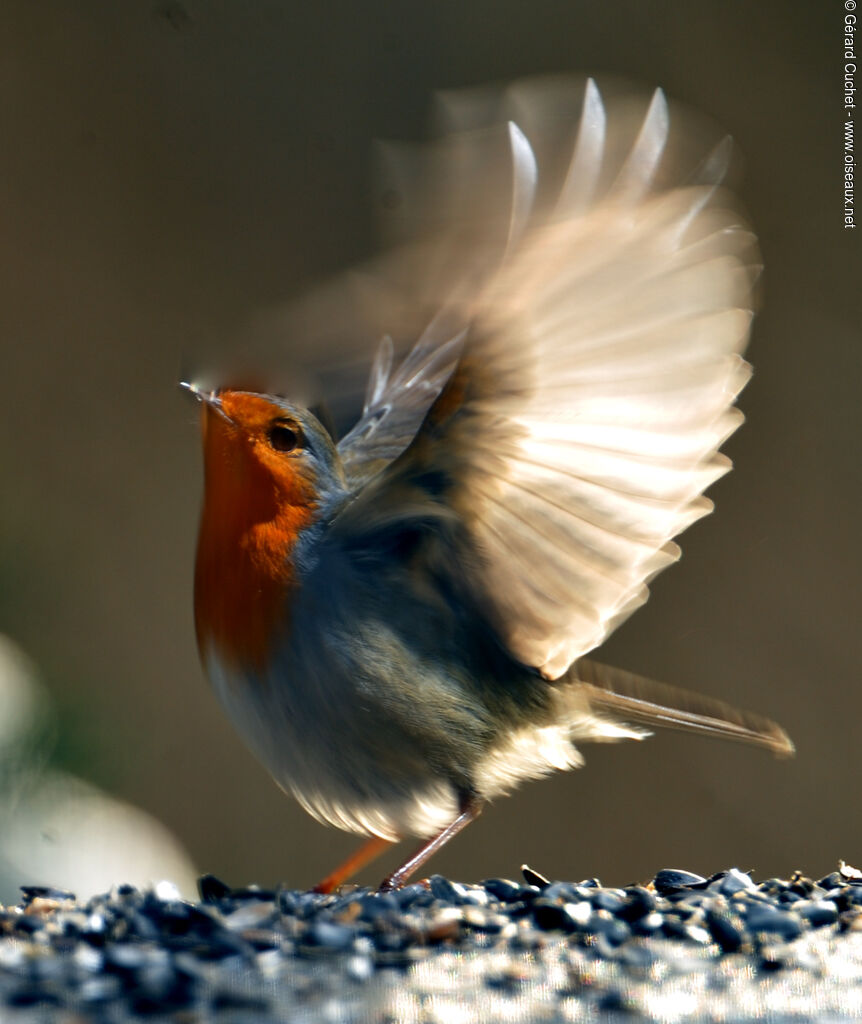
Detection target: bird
<box><xmin>183</xmin><ymin>77</ymin><xmax>793</xmax><ymax>893</ymax></box>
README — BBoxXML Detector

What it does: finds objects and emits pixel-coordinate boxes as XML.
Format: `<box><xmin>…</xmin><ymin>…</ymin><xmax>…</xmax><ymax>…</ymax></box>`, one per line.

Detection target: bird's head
<box><xmin>184</xmin><ymin>383</ymin><xmax>346</xmax><ymax>669</ymax></box>
<box><xmin>184</xmin><ymin>384</ymin><xmax>345</xmax><ymax>510</ymax></box>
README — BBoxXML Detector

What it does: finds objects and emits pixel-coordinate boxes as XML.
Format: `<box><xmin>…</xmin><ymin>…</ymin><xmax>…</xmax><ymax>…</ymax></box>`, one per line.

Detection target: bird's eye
<box><xmin>267</xmin><ymin>422</ymin><xmax>301</xmax><ymax>453</ymax></box>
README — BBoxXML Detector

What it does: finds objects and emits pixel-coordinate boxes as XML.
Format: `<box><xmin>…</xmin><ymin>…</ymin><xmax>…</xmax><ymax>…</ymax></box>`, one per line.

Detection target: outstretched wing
<box><xmin>336</xmin><ymin>78</ymin><xmax>759</xmax><ymax>680</ymax></box>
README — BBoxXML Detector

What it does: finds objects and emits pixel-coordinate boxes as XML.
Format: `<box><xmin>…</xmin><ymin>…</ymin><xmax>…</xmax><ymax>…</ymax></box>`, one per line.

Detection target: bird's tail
<box><xmin>572</xmin><ymin>658</ymin><xmax>794</xmax><ymax>758</ymax></box>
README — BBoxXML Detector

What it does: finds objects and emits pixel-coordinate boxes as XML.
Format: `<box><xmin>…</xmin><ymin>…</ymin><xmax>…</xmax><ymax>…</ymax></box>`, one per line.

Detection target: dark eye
<box><xmin>267</xmin><ymin>422</ymin><xmax>301</xmax><ymax>453</ymax></box>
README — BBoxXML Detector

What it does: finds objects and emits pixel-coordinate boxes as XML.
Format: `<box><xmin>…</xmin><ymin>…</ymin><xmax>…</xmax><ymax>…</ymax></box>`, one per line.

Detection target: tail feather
<box><xmin>575</xmin><ymin>658</ymin><xmax>794</xmax><ymax>758</ymax></box>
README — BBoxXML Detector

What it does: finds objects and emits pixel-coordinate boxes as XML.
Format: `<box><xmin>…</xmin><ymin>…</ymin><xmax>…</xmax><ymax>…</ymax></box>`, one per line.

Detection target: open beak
<box><xmin>179</xmin><ymin>381</ymin><xmax>234</xmax><ymax>423</ymax></box>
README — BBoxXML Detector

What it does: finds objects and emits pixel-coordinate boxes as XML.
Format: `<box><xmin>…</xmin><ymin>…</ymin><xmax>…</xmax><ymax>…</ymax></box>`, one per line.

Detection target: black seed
<box><xmin>8</xmin><ymin>988</ymin><xmax>61</xmax><ymax>1008</ymax></box>
<box><xmin>13</xmin><ymin>915</ymin><xmax>45</xmax><ymax>935</ymax></box>
<box><xmin>839</xmin><ymin>909</ymin><xmax>862</xmax><ymax>932</ymax></box>
<box><xmin>585</xmin><ymin>915</ymin><xmax>630</xmax><ymax>946</ymax></box>
<box><xmin>521</xmin><ymin>865</ymin><xmax>551</xmax><ymax>888</ymax></box>
<box><xmin>531</xmin><ymin>899</ymin><xmax>578</xmax><ymax>933</ymax></box>
<box><xmin>779</xmin><ymin>890</ymin><xmax>803</xmax><ymax>904</ymax></box>
<box><xmin>542</xmin><ymin>881</ymin><xmax>581</xmax><ymax>902</ymax></box>
<box><xmin>788</xmin><ymin>879</ymin><xmax>817</xmax><ymax>899</ymax></box>
<box><xmin>597</xmin><ymin>989</ymin><xmax>629</xmax><ymax>1012</ymax></box>
<box><xmin>661</xmin><ymin>916</ymin><xmax>693</xmax><ymax>941</ymax></box>
<box><xmin>717</xmin><ymin>868</ymin><xmax>755</xmax><ymax>896</ymax></box>
<box><xmin>797</xmin><ymin>901</ymin><xmax>839</xmax><ymax>927</ymax></box>
<box><xmin>746</xmin><ymin>907</ymin><xmax>803</xmax><ymax>941</ymax></box>
<box><xmin>395</xmin><ymin>884</ymin><xmax>429</xmax><ymax>908</ymax></box>
<box><xmin>212</xmin><ymin>992</ymin><xmax>270</xmax><ymax>1012</ymax></box>
<box><xmin>357</xmin><ymin>892</ymin><xmax>400</xmax><ymax>921</ymax></box>
<box><xmin>505</xmin><ymin>900</ymin><xmax>535</xmax><ymax>920</ymax></box>
<box><xmin>630</xmin><ymin>911</ymin><xmax>663</xmax><ymax>937</ymax></box>
<box><xmin>818</xmin><ymin>872</ymin><xmax>844</xmax><ymax>889</ymax></box>
<box><xmin>482</xmin><ymin>878</ymin><xmax>522</xmax><ymax>902</ymax></box>
<box><xmin>276</xmin><ymin>889</ymin><xmax>303</xmax><ymax>914</ymax></box>
<box><xmin>19</xmin><ymin>885</ymin><xmax>76</xmax><ymax>903</ymax></box>
<box><xmin>830</xmin><ymin>889</ymin><xmax>855</xmax><ymax>913</ymax></box>
<box><xmin>618</xmin><ymin>887</ymin><xmax>656</xmax><ymax>922</ymax></box>
<box><xmin>428</xmin><ymin>875</ymin><xmax>460</xmax><ymax>902</ymax></box>
<box><xmin>403</xmin><ymin>890</ymin><xmax>437</xmax><ymax>910</ymax></box>
<box><xmin>197</xmin><ymin>874</ymin><xmax>232</xmax><ymax>903</ymax></box>
<box><xmin>591</xmin><ymin>890</ymin><xmax>624</xmax><ymax>914</ymax></box>
<box><xmin>706</xmin><ymin>908</ymin><xmax>744</xmax><ymax>952</ymax></box>
<box><xmin>653</xmin><ymin>869</ymin><xmax>708</xmax><ymax>895</ymax></box>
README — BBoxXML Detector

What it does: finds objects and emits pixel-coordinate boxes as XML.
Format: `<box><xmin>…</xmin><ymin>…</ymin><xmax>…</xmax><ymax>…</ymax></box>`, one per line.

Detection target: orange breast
<box><xmin>194</xmin><ymin>404</ymin><xmax>317</xmax><ymax>672</ymax></box>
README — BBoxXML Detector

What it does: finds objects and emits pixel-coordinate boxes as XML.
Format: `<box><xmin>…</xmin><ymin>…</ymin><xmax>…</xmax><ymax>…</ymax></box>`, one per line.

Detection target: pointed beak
<box><xmin>179</xmin><ymin>381</ymin><xmax>234</xmax><ymax>423</ymax></box>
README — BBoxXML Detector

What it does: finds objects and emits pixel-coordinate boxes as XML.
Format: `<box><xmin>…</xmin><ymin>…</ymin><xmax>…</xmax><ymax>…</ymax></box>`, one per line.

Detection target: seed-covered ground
<box><xmin>2</xmin><ymin>865</ymin><xmax>862</xmax><ymax>1022</ymax></box>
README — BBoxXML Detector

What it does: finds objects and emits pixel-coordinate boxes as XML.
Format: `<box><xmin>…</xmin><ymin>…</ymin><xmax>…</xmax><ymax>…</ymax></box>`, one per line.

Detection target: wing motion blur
<box><xmin>336</xmin><ymin>76</ymin><xmax>760</xmax><ymax>681</ymax></box>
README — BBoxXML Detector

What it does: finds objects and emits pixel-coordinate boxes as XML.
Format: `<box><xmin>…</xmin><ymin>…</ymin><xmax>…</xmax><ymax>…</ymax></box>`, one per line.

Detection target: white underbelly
<box><xmin>203</xmin><ymin>645</ymin><xmax>460</xmax><ymax>840</ymax></box>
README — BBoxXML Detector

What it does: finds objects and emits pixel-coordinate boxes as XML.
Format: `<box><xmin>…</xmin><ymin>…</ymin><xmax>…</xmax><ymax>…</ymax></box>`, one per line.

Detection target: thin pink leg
<box><xmin>378</xmin><ymin>796</ymin><xmax>483</xmax><ymax>891</ymax></box>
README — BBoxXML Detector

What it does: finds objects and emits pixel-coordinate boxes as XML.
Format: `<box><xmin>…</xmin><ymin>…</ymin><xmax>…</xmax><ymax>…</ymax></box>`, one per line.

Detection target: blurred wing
<box><xmin>338</xmin><ymin>79</ymin><xmax>759</xmax><ymax>679</ymax></box>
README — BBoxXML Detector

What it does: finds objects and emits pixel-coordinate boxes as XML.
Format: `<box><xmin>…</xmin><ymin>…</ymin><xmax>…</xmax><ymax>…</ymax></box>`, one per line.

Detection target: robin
<box><xmin>184</xmin><ymin>79</ymin><xmax>792</xmax><ymax>893</ymax></box>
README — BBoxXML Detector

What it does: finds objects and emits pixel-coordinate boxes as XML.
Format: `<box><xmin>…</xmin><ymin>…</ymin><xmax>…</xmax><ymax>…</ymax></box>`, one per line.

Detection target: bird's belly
<box><xmin>202</xmin><ymin>643</ymin><xmax>461</xmax><ymax>840</ymax></box>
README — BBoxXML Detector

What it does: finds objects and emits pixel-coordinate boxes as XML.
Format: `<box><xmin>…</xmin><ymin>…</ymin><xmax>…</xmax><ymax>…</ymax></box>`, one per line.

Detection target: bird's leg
<box><xmin>378</xmin><ymin>794</ymin><xmax>483</xmax><ymax>892</ymax></box>
<box><xmin>312</xmin><ymin>834</ymin><xmax>393</xmax><ymax>894</ymax></box>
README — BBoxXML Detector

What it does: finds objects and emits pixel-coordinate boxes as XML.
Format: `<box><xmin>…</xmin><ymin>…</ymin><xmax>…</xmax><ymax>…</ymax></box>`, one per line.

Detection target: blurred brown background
<box><xmin>0</xmin><ymin>1</ymin><xmax>857</xmax><ymax>895</ymax></box>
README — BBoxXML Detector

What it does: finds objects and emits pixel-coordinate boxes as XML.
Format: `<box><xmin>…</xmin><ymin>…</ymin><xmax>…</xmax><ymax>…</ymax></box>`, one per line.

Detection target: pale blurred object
<box><xmin>0</xmin><ymin>635</ymin><xmax>197</xmax><ymax>903</ymax></box>
<box><xmin>0</xmin><ymin>773</ymin><xmax>198</xmax><ymax>902</ymax></box>
<box><xmin>0</xmin><ymin>635</ymin><xmax>48</xmax><ymax>753</ymax></box>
